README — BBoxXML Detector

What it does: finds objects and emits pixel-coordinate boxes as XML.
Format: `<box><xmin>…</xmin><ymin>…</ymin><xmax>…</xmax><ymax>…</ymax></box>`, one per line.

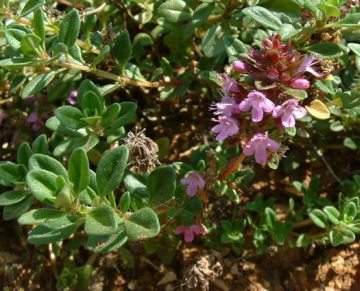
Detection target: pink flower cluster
<box><xmin>210</xmin><ymin>35</ymin><xmax>324</xmax><ymax>165</ymax></box>
<box><xmin>175</xmin><ymin>224</ymin><xmax>207</xmax><ymax>243</ymax></box>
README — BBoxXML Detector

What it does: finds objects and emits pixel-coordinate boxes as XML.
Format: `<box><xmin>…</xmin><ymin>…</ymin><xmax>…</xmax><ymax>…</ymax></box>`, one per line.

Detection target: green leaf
<box><xmin>27</xmin><ymin>170</ymin><xmax>58</xmax><ymax>204</ymax></box>
<box><xmin>341</xmin><ymin>91</ymin><xmax>360</xmax><ymax>109</ymax></box>
<box><xmin>202</xmin><ymin>23</ymin><xmax>227</xmax><ymax>58</ymax></box>
<box><xmin>80</xmin><ymin>91</ymin><xmax>104</xmax><ymax>117</ymax></box>
<box><xmin>155</xmin><ymin>137</ymin><xmax>171</xmax><ymax>160</ymax></box>
<box><xmin>87</xmin><ymin>225</ymin><xmax>128</xmax><ymax>253</ymax></box>
<box><xmin>265</xmin><ymin>207</ymin><xmax>277</xmax><ymax>229</ymax></box>
<box><xmin>344</xmin><ymin>138</ymin><xmax>357</xmax><ymax>150</ymax></box>
<box><xmin>28</xmin><ymin>215</ymin><xmax>81</xmax><ymax>244</ymax></box>
<box><xmin>0</xmin><ymin>190</ymin><xmax>29</xmax><ymax>206</ymax></box>
<box><xmin>0</xmin><ymin>162</ymin><xmax>20</xmax><ymax>186</ymax></box>
<box><xmin>20</xmin><ymin>0</ymin><xmax>44</xmax><ymax>17</ymax></box>
<box><xmin>53</xmin><ymin>135</ymin><xmax>99</xmax><ymax>157</ymax></box>
<box><xmin>78</xmin><ymin>79</ymin><xmax>102</xmax><ymax>107</ymax></box>
<box><xmin>90</xmin><ymin>45</ymin><xmax>110</xmax><ymax>69</ymax></box>
<box><xmin>124</xmin><ymin>62</ymin><xmax>146</xmax><ymax>81</ymax></box>
<box><xmin>307</xmin><ymin>43</ymin><xmax>343</xmax><ymax>59</ymax></box>
<box><xmin>112</xmin><ymin>102</ymin><xmax>137</xmax><ymax>128</ymax></box>
<box><xmin>323</xmin><ymin>206</ymin><xmax>340</xmax><ymax>225</ymax></box>
<box><xmin>161</xmin><ymin>57</ymin><xmax>173</xmax><ymax>77</ymax></box>
<box><xmin>192</xmin><ymin>2</ymin><xmax>214</xmax><ymax>27</ymax></box>
<box><xmin>342</xmin><ymin>202</ymin><xmax>357</xmax><ymax>223</ymax></box>
<box><xmin>32</xmin><ymin>134</ymin><xmax>50</xmax><ymax>155</ymax></box>
<box><xmin>223</xmin><ymin>36</ymin><xmax>248</xmax><ymax>58</ymax></box>
<box><xmin>68</xmin><ymin>148</ymin><xmax>90</xmax><ymax>195</ymax></box>
<box><xmin>309</xmin><ymin>209</ymin><xmax>328</xmax><ymax>228</ymax></box>
<box><xmin>158</xmin><ymin>0</ymin><xmax>193</xmax><ymax>23</ymax></box>
<box><xmin>330</xmin><ymin>121</ymin><xmax>344</xmax><ymax>132</ymax></box>
<box><xmin>329</xmin><ymin>229</ymin><xmax>343</xmax><ymax>246</ymax></box>
<box><xmin>316</xmin><ymin>4</ymin><xmax>341</xmax><ymax>18</ymax></box>
<box><xmin>119</xmin><ymin>247</ymin><xmax>135</xmax><ymax>268</ymax></box>
<box><xmin>96</xmin><ymin>146</ymin><xmax>129</xmax><ymax>196</ymax></box>
<box><xmin>329</xmin><ymin>13</ymin><xmax>360</xmax><ymax>27</ymax></box>
<box><xmin>21</xmin><ymin>34</ymin><xmax>42</xmax><ymax>57</ymax></box>
<box><xmin>59</xmin><ymin>9</ymin><xmax>81</xmax><ymax>48</ymax></box>
<box><xmin>340</xmin><ymin>229</ymin><xmax>356</xmax><ymax>244</ymax></box>
<box><xmin>33</xmin><ymin>9</ymin><xmax>45</xmax><ymax>45</ymax></box>
<box><xmin>124</xmin><ymin>207</ymin><xmax>160</xmax><ymax>241</ymax></box>
<box><xmin>147</xmin><ymin>166</ymin><xmax>176</xmax><ymax>206</ymax></box>
<box><xmin>101</xmin><ymin>103</ymin><xmax>121</xmax><ymax>128</ymax></box>
<box><xmin>0</xmin><ymin>58</ymin><xmax>36</xmax><ymax>69</ymax></box>
<box><xmin>5</xmin><ymin>28</ymin><xmax>29</xmax><ymax>51</ymax></box>
<box><xmin>242</xmin><ymin>6</ymin><xmax>282</xmax><ymax>30</ymax></box>
<box><xmin>123</xmin><ymin>171</ymin><xmax>147</xmax><ymax>198</ymax></box>
<box><xmin>120</xmin><ymin>191</ymin><xmax>131</xmax><ymax>213</ymax></box>
<box><xmin>3</xmin><ymin>195</ymin><xmax>35</xmax><ymax>220</ymax></box>
<box><xmin>55</xmin><ymin>106</ymin><xmax>87</xmax><ymax>129</ymax></box>
<box><xmin>17</xmin><ymin>142</ymin><xmax>33</xmax><ymax>169</ymax></box>
<box><xmin>285</xmin><ymin>88</ymin><xmax>308</xmax><ymax>100</ymax></box>
<box><xmin>18</xmin><ymin>209</ymin><xmax>67</xmax><ymax>225</ymax></box>
<box><xmin>113</xmin><ymin>31</ymin><xmax>132</xmax><ymax>72</ymax></box>
<box><xmin>22</xmin><ymin>72</ymin><xmax>56</xmax><ymax>99</ymax></box>
<box><xmin>348</xmin><ymin>43</ymin><xmax>360</xmax><ymax>58</ymax></box>
<box><xmin>29</xmin><ymin>154</ymin><xmax>68</xmax><ymax>179</ymax></box>
<box><xmin>85</xmin><ymin>204</ymin><xmax>118</xmax><ymax>236</ymax></box>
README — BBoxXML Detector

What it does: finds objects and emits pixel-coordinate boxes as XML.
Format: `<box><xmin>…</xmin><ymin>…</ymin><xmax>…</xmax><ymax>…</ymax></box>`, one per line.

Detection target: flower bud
<box><xmin>290</xmin><ymin>78</ymin><xmax>310</xmax><ymax>89</ymax></box>
<box><xmin>233</xmin><ymin>60</ymin><xmax>248</xmax><ymax>73</ymax></box>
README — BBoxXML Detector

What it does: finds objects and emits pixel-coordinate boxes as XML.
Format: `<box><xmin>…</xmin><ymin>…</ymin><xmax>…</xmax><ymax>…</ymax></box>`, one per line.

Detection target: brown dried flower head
<box><xmin>123</xmin><ymin>129</ymin><xmax>160</xmax><ymax>174</ymax></box>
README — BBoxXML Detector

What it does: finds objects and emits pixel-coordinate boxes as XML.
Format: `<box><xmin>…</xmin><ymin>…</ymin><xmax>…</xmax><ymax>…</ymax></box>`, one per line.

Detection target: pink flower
<box><xmin>181</xmin><ymin>172</ymin><xmax>205</xmax><ymax>197</ymax></box>
<box><xmin>211</xmin><ymin>116</ymin><xmax>239</xmax><ymax>141</ymax></box>
<box><xmin>67</xmin><ymin>90</ymin><xmax>78</xmax><ymax>105</ymax></box>
<box><xmin>239</xmin><ymin>91</ymin><xmax>275</xmax><ymax>122</ymax></box>
<box><xmin>212</xmin><ymin>95</ymin><xmax>236</xmax><ymax>117</ymax></box>
<box><xmin>175</xmin><ymin>224</ymin><xmax>207</xmax><ymax>242</ymax></box>
<box><xmin>290</xmin><ymin>78</ymin><xmax>310</xmax><ymax>89</ymax></box>
<box><xmin>243</xmin><ymin>133</ymin><xmax>280</xmax><ymax>164</ymax></box>
<box><xmin>272</xmin><ymin>99</ymin><xmax>307</xmax><ymax>127</ymax></box>
<box><xmin>26</xmin><ymin>112</ymin><xmax>44</xmax><ymax>131</ymax></box>
<box><xmin>295</xmin><ymin>55</ymin><xmax>324</xmax><ymax>77</ymax></box>
<box><xmin>221</xmin><ymin>76</ymin><xmax>241</xmax><ymax>93</ymax></box>
<box><xmin>233</xmin><ymin>60</ymin><xmax>248</xmax><ymax>73</ymax></box>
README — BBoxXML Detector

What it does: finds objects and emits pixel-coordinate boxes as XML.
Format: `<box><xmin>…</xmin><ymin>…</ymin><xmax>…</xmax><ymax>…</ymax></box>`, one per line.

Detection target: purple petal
<box><xmin>261</xmin><ymin>98</ymin><xmax>275</xmax><ymax>112</ymax></box>
<box><xmin>197</xmin><ymin>178</ymin><xmax>205</xmax><ymax>189</ymax></box>
<box><xmin>254</xmin><ymin>144</ymin><xmax>268</xmax><ymax>164</ymax></box>
<box><xmin>239</xmin><ymin>98</ymin><xmax>253</xmax><ymax>111</ymax></box>
<box><xmin>267</xmin><ymin>139</ymin><xmax>280</xmax><ymax>152</ymax></box>
<box><xmin>180</xmin><ymin>178</ymin><xmax>190</xmax><ymax>186</ymax></box>
<box><xmin>248</xmin><ymin>91</ymin><xmax>266</xmax><ymax>99</ymax></box>
<box><xmin>184</xmin><ymin>230</ymin><xmax>195</xmax><ymax>242</ymax></box>
<box><xmin>216</xmin><ymin>127</ymin><xmax>230</xmax><ymax>141</ymax></box>
<box><xmin>187</xmin><ymin>184</ymin><xmax>198</xmax><ymax>196</ymax></box>
<box><xmin>190</xmin><ymin>225</ymin><xmax>201</xmax><ymax>235</ymax></box>
<box><xmin>228</xmin><ymin>123</ymin><xmax>239</xmax><ymax>136</ymax></box>
<box><xmin>306</xmin><ymin>66</ymin><xmax>324</xmax><ymax>77</ymax></box>
<box><xmin>251</xmin><ymin>106</ymin><xmax>264</xmax><ymax>122</ymax></box>
<box><xmin>293</xmin><ymin>106</ymin><xmax>307</xmax><ymax>119</ymax></box>
<box><xmin>175</xmin><ymin>226</ymin><xmax>186</xmax><ymax>234</ymax></box>
<box><xmin>282</xmin><ymin>111</ymin><xmax>295</xmax><ymax>127</ymax></box>
<box><xmin>272</xmin><ymin>105</ymin><xmax>284</xmax><ymax>118</ymax></box>
<box><xmin>211</xmin><ymin>124</ymin><xmax>223</xmax><ymax>134</ymax></box>
<box><xmin>243</xmin><ymin>143</ymin><xmax>255</xmax><ymax>156</ymax></box>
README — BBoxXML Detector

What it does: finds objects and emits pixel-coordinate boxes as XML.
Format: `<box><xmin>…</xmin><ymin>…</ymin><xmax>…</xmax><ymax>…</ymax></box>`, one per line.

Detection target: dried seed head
<box><xmin>183</xmin><ymin>254</ymin><xmax>223</xmax><ymax>290</ymax></box>
<box><xmin>123</xmin><ymin>129</ymin><xmax>160</xmax><ymax>174</ymax></box>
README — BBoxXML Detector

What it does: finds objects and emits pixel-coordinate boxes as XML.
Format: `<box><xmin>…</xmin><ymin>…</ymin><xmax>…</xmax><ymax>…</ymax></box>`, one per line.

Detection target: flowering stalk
<box><xmin>211</xmin><ymin>35</ymin><xmax>324</xmax><ymax>171</ymax></box>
